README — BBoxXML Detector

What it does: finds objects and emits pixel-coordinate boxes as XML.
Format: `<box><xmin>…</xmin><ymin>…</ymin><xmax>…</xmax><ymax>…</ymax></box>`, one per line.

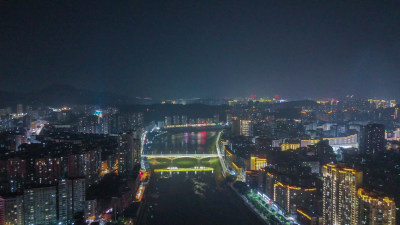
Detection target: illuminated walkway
<box><xmin>153</xmin><ymin>167</ymin><xmax>214</xmax><ymax>173</ymax></box>
<box><xmin>143</xmin><ymin>154</ymin><xmax>218</xmax><ymax>159</ymax></box>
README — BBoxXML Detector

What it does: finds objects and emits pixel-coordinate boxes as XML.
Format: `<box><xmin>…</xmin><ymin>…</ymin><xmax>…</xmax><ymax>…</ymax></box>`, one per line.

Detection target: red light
<box><xmin>250</xmin><ymin>94</ymin><xmax>256</xmax><ymax>98</ymax></box>
<box><xmin>274</xmin><ymin>95</ymin><xmax>280</xmax><ymax>99</ymax></box>
<box><xmin>139</xmin><ymin>170</ymin><xmax>143</xmax><ymax>179</ymax></box>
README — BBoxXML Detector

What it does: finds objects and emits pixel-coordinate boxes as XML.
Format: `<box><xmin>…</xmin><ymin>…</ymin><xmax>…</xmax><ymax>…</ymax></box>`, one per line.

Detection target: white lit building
<box><xmin>240</xmin><ymin>120</ymin><xmax>253</xmax><ymax>137</ymax></box>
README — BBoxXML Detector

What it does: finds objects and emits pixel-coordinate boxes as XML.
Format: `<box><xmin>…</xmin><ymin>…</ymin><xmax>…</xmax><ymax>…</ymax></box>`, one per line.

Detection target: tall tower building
<box><xmin>231</xmin><ymin>117</ymin><xmax>240</xmax><ymax>136</ymax></box>
<box><xmin>322</xmin><ymin>163</ymin><xmax>363</xmax><ymax>225</ymax></box>
<box><xmin>118</xmin><ymin>132</ymin><xmax>140</xmax><ymax>173</ymax></box>
<box><xmin>361</xmin><ymin>123</ymin><xmax>385</xmax><ymax>155</ymax></box>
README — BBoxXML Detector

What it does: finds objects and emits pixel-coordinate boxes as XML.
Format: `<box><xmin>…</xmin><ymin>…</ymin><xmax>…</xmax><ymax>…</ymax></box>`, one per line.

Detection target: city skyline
<box><xmin>0</xmin><ymin>2</ymin><xmax>400</xmax><ymax>224</ymax></box>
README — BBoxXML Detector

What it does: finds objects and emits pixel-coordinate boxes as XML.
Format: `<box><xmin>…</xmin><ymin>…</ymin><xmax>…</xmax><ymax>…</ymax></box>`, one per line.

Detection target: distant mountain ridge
<box><xmin>0</xmin><ymin>84</ymin><xmax>138</xmax><ymax>107</ymax></box>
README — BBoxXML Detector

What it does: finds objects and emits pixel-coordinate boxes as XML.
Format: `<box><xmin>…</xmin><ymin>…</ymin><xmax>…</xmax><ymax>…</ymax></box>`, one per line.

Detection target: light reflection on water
<box><xmin>150</xmin><ymin>131</ymin><xmax>216</xmax><ymax>155</ymax></box>
<box><xmin>144</xmin><ymin>131</ymin><xmax>264</xmax><ymax>225</ymax></box>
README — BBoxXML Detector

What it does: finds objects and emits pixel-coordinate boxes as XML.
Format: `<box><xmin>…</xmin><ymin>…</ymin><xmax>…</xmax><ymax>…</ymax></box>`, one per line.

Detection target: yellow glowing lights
<box><xmin>273</xmin><ymin>181</ymin><xmax>313</xmax><ymax>191</ymax></box>
<box><xmin>297</xmin><ymin>209</ymin><xmax>312</xmax><ymax>220</ymax></box>
<box><xmin>135</xmin><ymin>184</ymin><xmax>145</xmax><ymax>202</ymax></box>
<box><xmin>281</xmin><ymin>143</ymin><xmax>300</xmax><ymax>151</ymax></box>
<box><xmin>153</xmin><ymin>167</ymin><xmax>214</xmax><ymax>173</ymax></box>
<box><xmin>250</xmin><ymin>156</ymin><xmax>267</xmax><ymax>170</ymax></box>
<box><xmin>304</xmin><ymin>188</ymin><xmax>316</xmax><ymax>191</ymax></box>
<box><xmin>357</xmin><ymin>188</ymin><xmax>394</xmax><ymax>204</ymax></box>
<box><xmin>266</xmin><ymin>172</ymin><xmax>274</xmax><ymax>177</ymax></box>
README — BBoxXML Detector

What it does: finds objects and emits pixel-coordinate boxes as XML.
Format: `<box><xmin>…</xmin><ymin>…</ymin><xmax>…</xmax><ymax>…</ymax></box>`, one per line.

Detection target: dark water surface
<box><xmin>148</xmin><ymin>131</ymin><xmax>216</xmax><ymax>155</ymax></box>
<box><xmin>143</xmin><ymin>130</ymin><xmax>264</xmax><ymax>225</ymax></box>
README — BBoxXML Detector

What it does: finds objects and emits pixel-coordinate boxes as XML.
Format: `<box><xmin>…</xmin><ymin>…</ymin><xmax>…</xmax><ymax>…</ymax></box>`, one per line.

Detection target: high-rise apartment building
<box><xmin>67</xmin><ymin>150</ymin><xmax>100</xmax><ymax>187</ymax></box>
<box><xmin>0</xmin><ymin>197</ymin><xmax>5</xmax><ymax>225</ymax></box>
<box><xmin>85</xmin><ymin>199</ymin><xmax>97</xmax><ymax>221</ymax></box>
<box><xmin>58</xmin><ymin>180</ymin><xmax>73</xmax><ymax>223</ymax></box>
<box><xmin>78</xmin><ymin>115</ymin><xmax>97</xmax><ymax>134</ymax></box>
<box><xmin>231</xmin><ymin>117</ymin><xmax>240</xmax><ymax>136</ymax></box>
<box><xmin>58</xmin><ymin>178</ymin><xmax>86</xmax><ymax>223</ymax></box>
<box><xmin>240</xmin><ymin>120</ymin><xmax>253</xmax><ymax>137</ymax></box>
<box><xmin>35</xmin><ymin>157</ymin><xmax>63</xmax><ymax>185</ymax></box>
<box><xmin>322</xmin><ymin>163</ymin><xmax>363</xmax><ymax>225</ymax></box>
<box><xmin>358</xmin><ymin>188</ymin><xmax>396</xmax><ymax>225</ymax></box>
<box><xmin>7</xmin><ymin>157</ymin><xmax>26</xmax><ymax>193</ymax></box>
<box><xmin>361</xmin><ymin>123</ymin><xmax>385</xmax><ymax>155</ymax></box>
<box><xmin>23</xmin><ymin>186</ymin><xmax>58</xmax><ymax>225</ymax></box>
<box><xmin>2</xmin><ymin>194</ymin><xmax>23</xmax><ymax>225</ymax></box>
<box><xmin>273</xmin><ymin>181</ymin><xmax>317</xmax><ymax>215</ymax></box>
<box><xmin>118</xmin><ymin>132</ymin><xmax>141</xmax><ymax>174</ymax></box>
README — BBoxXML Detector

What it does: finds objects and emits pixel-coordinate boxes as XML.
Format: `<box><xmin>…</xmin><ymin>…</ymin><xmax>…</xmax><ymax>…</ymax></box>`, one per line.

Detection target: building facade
<box><xmin>360</xmin><ymin>124</ymin><xmax>385</xmax><ymax>155</ymax></box>
<box><xmin>358</xmin><ymin>188</ymin><xmax>396</xmax><ymax>225</ymax></box>
<box><xmin>322</xmin><ymin>163</ymin><xmax>363</xmax><ymax>225</ymax></box>
<box><xmin>23</xmin><ymin>186</ymin><xmax>58</xmax><ymax>225</ymax></box>
<box><xmin>240</xmin><ymin>120</ymin><xmax>253</xmax><ymax>137</ymax></box>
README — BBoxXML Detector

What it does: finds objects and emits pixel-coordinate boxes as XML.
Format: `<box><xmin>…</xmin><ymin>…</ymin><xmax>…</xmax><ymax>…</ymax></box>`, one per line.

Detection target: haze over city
<box><xmin>1</xmin><ymin>1</ymin><xmax>399</xmax><ymax>99</ymax></box>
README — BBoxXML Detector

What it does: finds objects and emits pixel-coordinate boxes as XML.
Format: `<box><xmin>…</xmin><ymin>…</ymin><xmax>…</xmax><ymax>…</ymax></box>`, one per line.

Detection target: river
<box><xmin>140</xmin><ymin>130</ymin><xmax>265</xmax><ymax>225</ymax></box>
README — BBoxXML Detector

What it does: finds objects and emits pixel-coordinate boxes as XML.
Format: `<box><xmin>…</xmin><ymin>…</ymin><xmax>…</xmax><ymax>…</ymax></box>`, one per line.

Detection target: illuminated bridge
<box><xmin>154</xmin><ymin>166</ymin><xmax>214</xmax><ymax>173</ymax></box>
<box><xmin>143</xmin><ymin>154</ymin><xmax>218</xmax><ymax>160</ymax></box>
<box><xmin>162</xmin><ymin>123</ymin><xmax>225</xmax><ymax>129</ymax></box>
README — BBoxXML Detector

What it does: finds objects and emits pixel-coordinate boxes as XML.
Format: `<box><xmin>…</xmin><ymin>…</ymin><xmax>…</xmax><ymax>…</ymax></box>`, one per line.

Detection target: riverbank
<box><xmin>229</xmin><ymin>183</ymin><xmax>281</xmax><ymax>225</ymax></box>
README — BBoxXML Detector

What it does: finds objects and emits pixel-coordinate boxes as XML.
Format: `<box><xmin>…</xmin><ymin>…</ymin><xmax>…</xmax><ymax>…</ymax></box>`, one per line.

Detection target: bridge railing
<box><xmin>163</xmin><ymin>123</ymin><xmax>225</xmax><ymax>129</ymax></box>
<box><xmin>142</xmin><ymin>154</ymin><xmax>218</xmax><ymax>159</ymax></box>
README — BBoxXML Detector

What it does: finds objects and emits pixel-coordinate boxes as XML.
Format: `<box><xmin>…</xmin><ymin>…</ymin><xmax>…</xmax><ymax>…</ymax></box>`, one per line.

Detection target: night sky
<box><xmin>1</xmin><ymin>1</ymin><xmax>399</xmax><ymax>99</ymax></box>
